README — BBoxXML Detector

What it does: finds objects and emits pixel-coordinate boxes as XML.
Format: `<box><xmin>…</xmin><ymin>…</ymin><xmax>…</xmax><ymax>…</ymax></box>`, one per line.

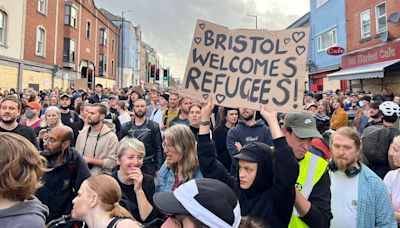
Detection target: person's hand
<box><xmin>129</xmin><ymin>167</ymin><xmax>143</xmax><ymax>192</ymax></box>
<box><xmin>235</xmin><ymin>142</ymin><xmax>242</xmax><ymax>151</ymax></box>
<box><xmin>83</xmin><ymin>156</ymin><xmax>92</xmax><ymax>164</ymax></box>
<box><xmin>260</xmin><ymin>104</ymin><xmax>277</xmax><ymax>123</ymax></box>
<box><xmin>38</xmin><ymin>129</ymin><xmax>48</xmax><ymax>140</ymax></box>
<box><xmin>201</xmin><ymin>96</ymin><xmax>214</xmax><ymax>121</ymax></box>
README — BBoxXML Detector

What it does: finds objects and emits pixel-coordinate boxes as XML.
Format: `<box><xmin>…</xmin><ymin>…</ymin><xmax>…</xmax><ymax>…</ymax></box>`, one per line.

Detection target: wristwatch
<box><xmin>200</xmin><ymin>121</ymin><xmax>211</xmax><ymax>126</ymax></box>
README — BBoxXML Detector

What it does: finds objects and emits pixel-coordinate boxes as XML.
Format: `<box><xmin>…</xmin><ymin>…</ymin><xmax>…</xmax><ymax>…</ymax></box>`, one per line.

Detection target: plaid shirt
<box><xmin>357</xmin><ymin>164</ymin><xmax>397</xmax><ymax>227</ymax></box>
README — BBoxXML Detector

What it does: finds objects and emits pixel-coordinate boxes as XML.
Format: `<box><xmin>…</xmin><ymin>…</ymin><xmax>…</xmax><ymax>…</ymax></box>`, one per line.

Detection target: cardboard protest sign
<box><xmin>181</xmin><ymin>19</ymin><xmax>309</xmax><ymax>112</ymax></box>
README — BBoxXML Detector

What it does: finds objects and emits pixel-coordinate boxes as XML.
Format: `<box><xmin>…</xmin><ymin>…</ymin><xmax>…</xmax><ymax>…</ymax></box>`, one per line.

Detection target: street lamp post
<box><xmin>247</xmin><ymin>14</ymin><xmax>258</xmax><ymax>29</ymax></box>
<box><xmin>121</xmin><ymin>10</ymin><xmax>132</xmax><ymax>88</ymax></box>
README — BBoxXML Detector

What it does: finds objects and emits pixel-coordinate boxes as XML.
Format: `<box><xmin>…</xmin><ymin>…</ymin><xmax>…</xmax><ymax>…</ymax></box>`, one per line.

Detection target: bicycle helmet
<box><xmin>379</xmin><ymin>101</ymin><xmax>400</xmax><ymax>117</ymax></box>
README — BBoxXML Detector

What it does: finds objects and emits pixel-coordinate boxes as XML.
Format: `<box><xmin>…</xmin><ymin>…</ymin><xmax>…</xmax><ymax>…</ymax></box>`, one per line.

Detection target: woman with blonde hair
<box><xmin>112</xmin><ymin>137</ymin><xmax>158</xmax><ymax>223</ymax></box>
<box><xmin>384</xmin><ymin>135</ymin><xmax>400</xmax><ymax>223</ymax></box>
<box><xmin>34</xmin><ymin>106</ymin><xmax>63</xmax><ymax>149</ymax></box>
<box><xmin>156</xmin><ymin>124</ymin><xmax>203</xmax><ymax>192</ymax></box>
<box><xmin>0</xmin><ymin>133</ymin><xmax>48</xmax><ymax>227</ymax></box>
<box><xmin>71</xmin><ymin>175</ymin><xmax>140</xmax><ymax>228</ymax></box>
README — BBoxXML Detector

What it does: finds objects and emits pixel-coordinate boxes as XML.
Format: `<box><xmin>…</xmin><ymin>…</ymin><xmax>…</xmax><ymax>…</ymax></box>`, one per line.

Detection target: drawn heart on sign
<box><xmin>296</xmin><ymin>46</ymin><xmax>306</xmax><ymax>56</ymax></box>
<box><xmin>199</xmin><ymin>23</ymin><xmax>205</xmax><ymax>30</ymax></box>
<box><xmin>194</xmin><ymin>37</ymin><xmax>201</xmax><ymax>44</ymax></box>
<box><xmin>284</xmin><ymin>38</ymin><xmax>290</xmax><ymax>44</ymax></box>
<box><xmin>202</xmin><ymin>93</ymin><xmax>209</xmax><ymax>100</ymax></box>
<box><xmin>216</xmin><ymin>94</ymin><xmax>226</xmax><ymax>104</ymax></box>
<box><xmin>292</xmin><ymin>32</ymin><xmax>305</xmax><ymax>43</ymax></box>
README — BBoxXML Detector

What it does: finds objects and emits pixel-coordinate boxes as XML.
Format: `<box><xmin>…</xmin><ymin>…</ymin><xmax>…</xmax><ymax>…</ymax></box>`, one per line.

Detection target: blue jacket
<box><xmin>357</xmin><ymin>164</ymin><xmax>397</xmax><ymax>227</ymax></box>
<box><xmin>155</xmin><ymin>163</ymin><xmax>203</xmax><ymax>192</ymax></box>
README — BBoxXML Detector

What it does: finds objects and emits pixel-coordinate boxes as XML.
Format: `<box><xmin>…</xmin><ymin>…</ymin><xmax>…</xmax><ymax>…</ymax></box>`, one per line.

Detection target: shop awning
<box><xmin>327</xmin><ymin>59</ymin><xmax>400</xmax><ymax>80</ymax></box>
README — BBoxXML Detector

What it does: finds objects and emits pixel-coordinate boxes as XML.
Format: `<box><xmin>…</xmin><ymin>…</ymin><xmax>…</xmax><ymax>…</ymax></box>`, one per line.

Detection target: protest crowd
<box><xmin>0</xmin><ymin>82</ymin><xmax>400</xmax><ymax>228</ymax></box>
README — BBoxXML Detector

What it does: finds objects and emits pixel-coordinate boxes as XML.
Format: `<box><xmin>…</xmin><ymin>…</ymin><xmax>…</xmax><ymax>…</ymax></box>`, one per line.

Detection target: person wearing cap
<box><xmin>303</xmin><ymin>92</ymin><xmax>315</xmax><ymax>110</ymax></box>
<box><xmin>280</xmin><ymin>111</ymin><xmax>332</xmax><ymax>227</ymax></box>
<box><xmin>88</xmin><ymin>84</ymin><xmax>108</xmax><ymax>104</ymax></box>
<box><xmin>59</xmin><ymin>93</ymin><xmax>83</xmax><ymax>146</ymax></box>
<box><xmin>150</xmin><ymin>93</ymin><xmax>169</xmax><ymax>128</ymax></box>
<box><xmin>329</xmin><ymin>127</ymin><xmax>396</xmax><ymax>227</ymax></box>
<box><xmin>330</xmin><ymin>97</ymin><xmax>348</xmax><ymax>130</ymax></box>
<box><xmin>20</xmin><ymin>101</ymin><xmax>42</xmax><ymax>130</ymax></box>
<box><xmin>196</xmin><ymin>97</ymin><xmax>299</xmax><ymax>227</ymax></box>
<box><xmin>153</xmin><ymin>178</ymin><xmax>245</xmax><ymax>228</ymax></box>
<box><xmin>0</xmin><ymin>96</ymin><xmax>38</xmax><ymax>148</ymax></box>
<box><xmin>109</xmin><ymin>95</ymin><xmax>119</xmax><ymax>115</ymax></box>
<box><xmin>305</xmin><ymin>103</ymin><xmax>318</xmax><ymax>116</ymax></box>
<box><xmin>344</xmin><ymin>93</ymin><xmax>360</xmax><ymax>111</ymax></box>
<box><xmin>354</xmin><ymin>95</ymin><xmax>372</xmax><ymax>134</ymax></box>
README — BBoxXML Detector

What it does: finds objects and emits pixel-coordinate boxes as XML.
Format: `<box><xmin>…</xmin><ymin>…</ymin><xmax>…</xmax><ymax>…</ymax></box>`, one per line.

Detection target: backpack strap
<box><xmin>106</xmin><ymin>217</ymin><xmax>124</xmax><ymax>228</ymax></box>
<box><xmin>163</xmin><ymin>109</ymin><xmax>169</xmax><ymax>127</ymax></box>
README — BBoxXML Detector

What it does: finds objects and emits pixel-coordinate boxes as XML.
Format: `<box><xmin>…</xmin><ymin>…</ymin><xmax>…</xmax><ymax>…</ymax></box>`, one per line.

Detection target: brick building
<box><xmin>0</xmin><ymin>0</ymin><xmax>119</xmax><ymax>91</ymax></box>
<box><xmin>328</xmin><ymin>0</ymin><xmax>400</xmax><ymax>94</ymax></box>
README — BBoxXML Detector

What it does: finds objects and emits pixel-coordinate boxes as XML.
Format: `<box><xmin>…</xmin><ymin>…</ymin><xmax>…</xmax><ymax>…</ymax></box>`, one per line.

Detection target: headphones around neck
<box><xmin>328</xmin><ymin>160</ymin><xmax>361</xmax><ymax>178</ymax></box>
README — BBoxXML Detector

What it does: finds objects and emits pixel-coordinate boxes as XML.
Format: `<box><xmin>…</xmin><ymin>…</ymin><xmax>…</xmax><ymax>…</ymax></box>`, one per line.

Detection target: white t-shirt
<box><xmin>330</xmin><ymin>170</ymin><xmax>359</xmax><ymax>228</ymax></box>
<box><xmin>384</xmin><ymin>169</ymin><xmax>400</xmax><ymax>212</ymax></box>
<box><xmin>118</xmin><ymin>112</ymin><xmax>131</xmax><ymax>125</ymax></box>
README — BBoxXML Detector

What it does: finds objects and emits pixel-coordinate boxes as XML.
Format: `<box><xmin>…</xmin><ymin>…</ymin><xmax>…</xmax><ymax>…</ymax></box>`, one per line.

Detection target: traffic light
<box><xmin>150</xmin><ymin>65</ymin><xmax>155</xmax><ymax>78</ymax></box>
<box><xmin>163</xmin><ymin>69</ymin><xmax>168</xmax><ymax>80</ymax></box>
<box><xmin>156</xmin><ymin>69</ymin><xmax>160</xmax><ymax>80</ymax></box>
<box><xmin>87</xmin><ymin>69</ymin><xmax>93</xmax><ymax>83</ymax></box>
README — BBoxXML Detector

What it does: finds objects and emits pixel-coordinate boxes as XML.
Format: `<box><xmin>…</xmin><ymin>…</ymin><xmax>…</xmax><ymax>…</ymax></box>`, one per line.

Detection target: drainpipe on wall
<box><xmin>52</xmin><ymin>65</ymin><xmax>58</xmax><ymax>89</ymax></box>
<box><xmin>17</xmin><ymin>62</ymin><xmax>24</xmax><ymax>92</ymax></box>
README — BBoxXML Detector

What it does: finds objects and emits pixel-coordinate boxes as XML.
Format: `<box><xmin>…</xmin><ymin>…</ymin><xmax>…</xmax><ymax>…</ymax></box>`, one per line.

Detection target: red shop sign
<box><xmin>327</xmin><ymin>46</ymin><xmax>345</xmax><ymax>56</ymax></box>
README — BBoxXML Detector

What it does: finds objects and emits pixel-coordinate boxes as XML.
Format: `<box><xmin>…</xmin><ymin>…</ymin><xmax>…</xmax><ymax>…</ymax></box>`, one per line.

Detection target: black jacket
<box><xmin>112</xmin><ymin>171</ymin><xmax>159</xmax><ymax>223</ymax></box>
<box><xmin>118</xmin><ymin>119</ymin><xmax>163</xmax><ymax>175</ymax></box>
<box><xmin>88</xmin><ymin>94</ymin><xmax>108</xmax><ymax>104</ymax></box>
<box><xmin>36</xmin><ymin>147</ymin><xmax>91</xmax><ymax>222</ymax></box>
<box><xmin>212</xmin><ymin>124</ymin><xmax>232</xmax><ymax>170</ymax></box>
<box><xmin>197</xmin><ymin>134</ymin><xmax>299</xmax><ymax>228</ymax></box>
<box><xmin>0</xmin><ymin>124</ymin><xmax>39</xmax><ymax>149</ymax></box>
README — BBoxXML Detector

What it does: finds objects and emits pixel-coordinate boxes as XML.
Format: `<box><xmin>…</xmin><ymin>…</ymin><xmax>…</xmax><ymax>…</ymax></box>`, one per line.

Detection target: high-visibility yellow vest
<box><xmin>289</xmin><ymin>152</ymin><xmax>328</xmax><ymax>228</ymax></box>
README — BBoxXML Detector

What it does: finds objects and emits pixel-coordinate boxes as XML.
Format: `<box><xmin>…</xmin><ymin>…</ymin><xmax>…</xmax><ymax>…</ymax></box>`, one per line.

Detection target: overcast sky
<box><xmin>94</xmin><ymin>0</ymin><xmax>310</xmax><ymax>80</ymax></box>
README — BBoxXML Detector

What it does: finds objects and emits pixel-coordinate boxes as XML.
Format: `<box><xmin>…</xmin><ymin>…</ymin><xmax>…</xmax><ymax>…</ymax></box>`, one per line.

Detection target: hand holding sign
<box><xmin>181</xmin><ymin>19</ymin><xmax>309</xmax><ymax>112</ymax></box>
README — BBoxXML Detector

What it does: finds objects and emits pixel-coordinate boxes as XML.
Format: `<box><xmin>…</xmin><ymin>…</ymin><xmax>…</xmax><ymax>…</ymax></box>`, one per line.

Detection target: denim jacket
<box><xmin>155</xmin><ymin>163</ymin><xmax>203</xmax><ymax>192</ymax></box>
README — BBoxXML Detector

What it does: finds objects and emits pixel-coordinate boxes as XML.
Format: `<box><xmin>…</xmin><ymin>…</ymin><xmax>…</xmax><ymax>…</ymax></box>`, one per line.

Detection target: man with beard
<box><xmin>36</xmin><ymin>126</ymin><xmax>91</xmax><ymax>223</ymax></box>
<box><xmin>169</xmin><ymin>97</ymin><xmax>191</xmax><ymax>127</ymax></box>
<box><xmin>118</xmin><ymin>99</ymin><xmax>163</xmax><ymax>177</ymax></box>
<box><xmin>226</xmin><ymin>108</ymin><xmax>273</xmax><ymax>174</ymax></box>
<box><xmin>161</xmin><ymin>92</ymin><xmax>180</xmax><ymax>129</ymax></box>
<box><xmin>59</xmin><ymin>93</ymin><xmax>83</xmax><ymax>146</ymax></box>
<box><xmin>75</xmin><ymin>103</ymin><xmax>118</xmax><ymax>175</ymax></box>
<box><xmin>329</xmin><ymin>127</ymin><xmax>396</xmax><ymax>227</ymax></box>
<box><xmin>364</xmin><ymin>101</ymin><xmax>383</xmax><ymax>128</ymax></box>
<box><xmin>0</xmin><ymin>96</ymin><xmax>38</xmax><ymax>148</ymax></box>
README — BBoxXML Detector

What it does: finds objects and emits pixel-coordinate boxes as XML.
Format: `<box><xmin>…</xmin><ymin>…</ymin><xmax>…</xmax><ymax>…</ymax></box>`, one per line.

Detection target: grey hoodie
<box><xmin>0</xmin><ymin>197</ymin><xmax>49</xmax><ymax>228</ymax></box>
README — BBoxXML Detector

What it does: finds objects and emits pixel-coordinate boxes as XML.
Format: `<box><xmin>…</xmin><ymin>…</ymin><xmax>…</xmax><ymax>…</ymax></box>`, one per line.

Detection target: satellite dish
<box><xmin>380</xmin><ymin>31</ymin><xmax>389</xmax><ymax>42</ymax></box>
<box><xmin>389</xmin><ymin>12</ymin><xmax>400</xmax><ymax>23</ymax></box>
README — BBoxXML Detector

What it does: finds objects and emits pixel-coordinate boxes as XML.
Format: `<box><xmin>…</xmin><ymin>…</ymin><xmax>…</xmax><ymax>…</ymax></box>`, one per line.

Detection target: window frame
<box><xmin>38</xmin><ymin>0</ymin><xmax>47</xmax><ymax>15</ymax></box>
<box><xmin>63</xmin><ymin>38</ymin><xmax>76</xmax><ymax>63</ymax></box>
<box><xmin>86</xmin><ymin>21</ymin><xmax>91</xmax><ymax>39</ymax></box>
<box><xmin>0</xmin><ymin>10</ymin><xmax>6</xmax><ymax>46</ymax></box>
<box><xmin>36</xmin><ymin>27</ymin><xmax>46</xmax><ymax>56</ymax></box>
<box><xmin>360</xmin><ymin>10</ymin><xmax>371</xmax><ymax>39</ymax></box>
<box><xmin>99</xmin><ymin>28</ymin><xmax>108</xmax><ymax>46</ymax></box>
<box><xmin>375</xmin><ymin>1</ymin><xmax>387</xmax><ymax>34</ymax></box>
<box><xmin>99</xmin><ymin>54</ymin><xmax>107</xmax><ymax>75</ymax></box>
<box><xmin>64</xmin><ymin>4</ymin><xmax>77</xmax><ymax>27</ymax></box>
<box><xmin>317</xmin><ymin>27</ymin><xmax>337</xmax><ymax>52</ymax></box>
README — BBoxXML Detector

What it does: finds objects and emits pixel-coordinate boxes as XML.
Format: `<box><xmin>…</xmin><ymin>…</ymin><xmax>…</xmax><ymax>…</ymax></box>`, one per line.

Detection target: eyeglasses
<box><xmin>162</xmin><ymin>142</ymin><xmax>174</xmax><ymax>149</ymax></box>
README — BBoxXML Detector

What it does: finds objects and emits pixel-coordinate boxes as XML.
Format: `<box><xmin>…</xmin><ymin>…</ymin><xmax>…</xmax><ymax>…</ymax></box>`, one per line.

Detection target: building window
<box><xmin>0</xmin><ymin>11</ymin><xmax>6</xmax><ymax>46</ymax></box>
<box><xmin>111</xmin><ymin>60</ymin><xmax>114</xmax><ymax>76</ymax></box>
<box><xmin>317</xmin><ymin>28</ymin><xmax>337</xmax><ymax>52</ymax></box>
<box><xmin>100</xmin><ymin>28</ymin><xmax>108</xmax><ymax>46</ymax></box>
<box><xmin>360</xmin><ymin>10</ymin><xmax>371</xmax><ymax>39</ymax></box>
<box><xmin>376</xmin><ymin>2</ymin><xmax>387</xmax><ymax>34</ymax></box>
<box><xmin>63</xmin><ymin>38</ymin><xmax>75</xmax><ymax>63</ymax></box>
<box><xmin>316</xmin><ymin>0</ymin><xmax>328</xmax><ymax>8</ymax></box>
<box><xmin>38</xmin><ymin>0</ymin><xmax>47</xmax><ymax>15</ymax></box>
<box><xmin>112</xmin><ymin>39</ymin><xmax>115</xmax><ymax>52</ymax></box>
<box><xmin>36</xmin><ymin>27</ymin><xmax>45</xmax><ymax>56</ymax></box>
<box><xmin>64</xmin><ymin>5</ymin><xmax>77</xmax><ymax>27</ymax></box>
<box><xmin>86</xmin><ymin>21</ymin><xmax>91</xmax><ymax>39</ymax></box>
<box><xmin>99</xmin><ymin>54</ymin><xmax>107</xmax><ymax>75</ymax></box>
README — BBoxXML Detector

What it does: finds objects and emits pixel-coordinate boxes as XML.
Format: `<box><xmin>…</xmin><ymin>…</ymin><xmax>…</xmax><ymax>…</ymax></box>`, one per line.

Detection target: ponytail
<box><xmin>110</xmin><ymin>202</ymin><xmax>134</xmax><ymax>220</ymax></box>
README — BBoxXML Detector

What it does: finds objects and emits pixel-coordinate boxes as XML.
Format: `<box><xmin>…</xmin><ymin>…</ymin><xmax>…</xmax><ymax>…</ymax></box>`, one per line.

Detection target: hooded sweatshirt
<box><xmin>198</xmin><ymin>134</ymin><xmax>299</xmax><ymax>227</ymax></box>
<box><xmin>226</xmin><ymin>119</ymin><xmax>273</xmax><ymax>173</ymax></box>
<box><xmin>0</xmin><ymin>197</ymin><xmax>49</xmax><ymax>228</ymax></box>
<box><xmin>76</xmin><ymin>124</ymin><xmax>118</xmax><ymax>176</ymax></box>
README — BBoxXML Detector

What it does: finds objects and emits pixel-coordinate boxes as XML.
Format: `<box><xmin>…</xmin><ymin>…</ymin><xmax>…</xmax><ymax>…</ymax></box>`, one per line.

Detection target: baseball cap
<box><xmin>233</xmin><ymin>142</ymin><xmax>272</xmax><ymax>163</ymax></box>
<box><xmin>360</xmin><ymin>95</ymin><xmax>371</xmax><ymax>102</ymax></box>
<box><xmin>153</xmin><ymin>178</ymin><xmax>241</xmax><ymax>228</ymax></box>
<box><xmin>109</xmin><ymin>95</ymin><xmax>118</xmax><ymax>100</ymax></box>
<box><xmin>27</xmin><ymin>101</ymin><xmax>42</xmax><ymax>110</ymax></box>
<box><xmin>160</xmin><ymin>93</ymin><xmax>170</xmax><ymax>102</ymax></box>
<box><xmin>305</xmin><ymin>103</ymin><xmax>317</xmax><ymax>110</ymax></box>
<box><xmin>284</xmin><ymin>112</ymin><xmax>322</xmax><ymax>139</ymax></box>
<box><xmin>305</xmin><ymin>92</ymin><xmax>314</xmax><ymax>98</ymax></box>
<box><xmin>59</xmin><ymin>93</ymin><xmax>71</xmax><ymax>99</ymax></box>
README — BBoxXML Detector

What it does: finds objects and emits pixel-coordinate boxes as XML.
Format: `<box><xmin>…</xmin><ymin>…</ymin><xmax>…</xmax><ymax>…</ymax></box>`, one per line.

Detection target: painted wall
<box><xmin>0</xmin><ymin>0</ymin><xmax>24</xmax><ymax>59</ymax></box>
